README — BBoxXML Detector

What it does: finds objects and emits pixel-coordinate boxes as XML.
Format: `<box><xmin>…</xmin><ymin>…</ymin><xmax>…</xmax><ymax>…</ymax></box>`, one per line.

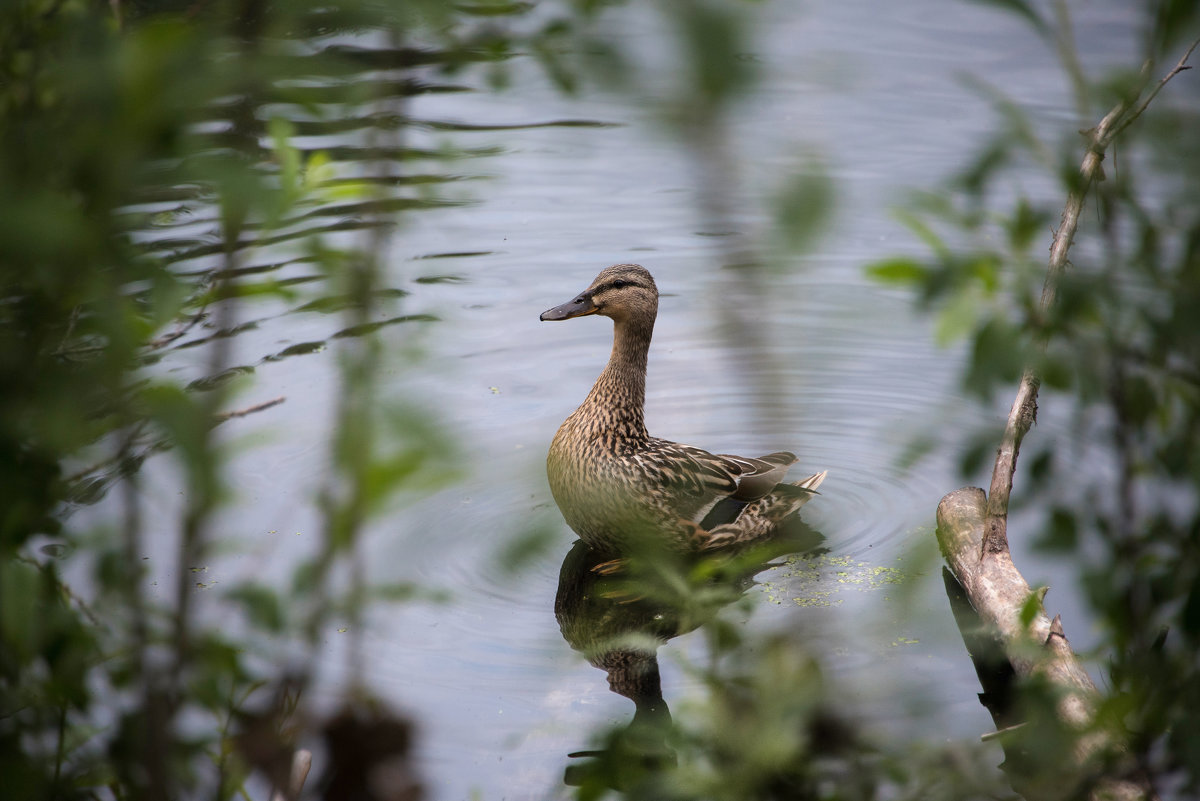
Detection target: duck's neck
<box><xmin>580</xmin><ymin>314</ymin><xmax>654</xmax><ymax>440</ymax></box>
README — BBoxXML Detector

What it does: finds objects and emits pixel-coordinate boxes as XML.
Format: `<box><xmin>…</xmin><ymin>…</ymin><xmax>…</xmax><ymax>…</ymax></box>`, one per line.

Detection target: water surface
<box><xmin>74</xmin><ymin>1</ymin><xmax>1146</xmax><ymax>796</ymax></box>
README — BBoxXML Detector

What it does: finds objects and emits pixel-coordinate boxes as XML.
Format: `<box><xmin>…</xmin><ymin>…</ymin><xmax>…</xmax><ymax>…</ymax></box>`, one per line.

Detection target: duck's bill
<box><xmin>540</xmin><ymin>294</ymin><xmax>598</xmax><ymax>321</ymax></box>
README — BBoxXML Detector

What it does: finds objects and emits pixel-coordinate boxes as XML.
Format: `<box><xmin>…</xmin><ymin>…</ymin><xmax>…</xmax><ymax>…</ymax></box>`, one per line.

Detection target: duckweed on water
<box><xmin>763</xmin><ymin>554</ymin><xmax>909</xmax><ymax>608</ymax></box>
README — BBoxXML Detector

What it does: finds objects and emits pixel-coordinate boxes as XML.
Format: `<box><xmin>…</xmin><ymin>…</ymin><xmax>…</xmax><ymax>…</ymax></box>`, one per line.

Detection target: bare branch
<box><xmin>938</xmin><ymin>491</ymin><xmax>1157</xmax><ymax>801</ymax></box>
<box><xmin>1108</xmin><ymin>36</ymin><xmax>1200</xmax><ymax>145</ymax></box>
<box><xmin>982</xmin><ymin>40</ymin><xmax>1199</xmax><ymax>555</ymax></box>
<box><xmin>940</xmin><ymin>37</ymin><xmax>1199</xmax><ymax>801</ymax></box>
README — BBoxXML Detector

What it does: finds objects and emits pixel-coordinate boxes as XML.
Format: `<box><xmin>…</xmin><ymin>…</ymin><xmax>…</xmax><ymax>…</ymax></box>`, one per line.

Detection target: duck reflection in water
<box><xmin>554</xmin><ymin>521</ymin><xmax>824</xmax><ymax>792</ymax></box>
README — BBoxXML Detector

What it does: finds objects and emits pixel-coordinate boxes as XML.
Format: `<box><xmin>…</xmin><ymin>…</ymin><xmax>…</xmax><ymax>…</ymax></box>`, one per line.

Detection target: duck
<box><xmin>540</xmin><ymin>263</ymin><xmax>827</xmax><ymax>554</ymax></box>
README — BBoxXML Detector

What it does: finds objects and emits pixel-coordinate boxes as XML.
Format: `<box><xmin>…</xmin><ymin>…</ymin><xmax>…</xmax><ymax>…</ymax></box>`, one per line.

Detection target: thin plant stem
<box><xmin>1108</xmin><ymin>37</ymin><xmax>1200</xmax><ymax>145</ymax></box>
<box><xmin>1051</xmin><ymin>0</ymin><xmax>1090</xmax><ymax>121</ymax></box>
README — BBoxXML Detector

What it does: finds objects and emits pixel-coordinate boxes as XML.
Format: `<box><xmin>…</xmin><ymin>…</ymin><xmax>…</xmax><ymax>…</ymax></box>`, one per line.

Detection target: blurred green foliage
<box><xmin>6</xmin><ymin>0</ymin><xmax>1198</xmax><ymax>798</ymax></box>
<box><xmin>557</xmin><ymin>537</ymin><xmax>1002</xmax><ymax>801</ymax></box>
<box><xmin>869</xmin><ymin>0</ymin><xmax>1200</xmax><ymax>794</ymax></box>
<box><xmin>0</xmin><ymin>0</ymin><xmax>559</xmax><ymax>798</ymax></box>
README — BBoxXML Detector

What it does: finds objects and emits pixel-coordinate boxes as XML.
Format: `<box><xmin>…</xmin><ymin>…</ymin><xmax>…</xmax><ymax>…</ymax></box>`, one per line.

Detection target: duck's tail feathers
<box><xmin>793</xmin><ymin>469</ymin><xmax>828</xmax><ymax>493</ymax></box>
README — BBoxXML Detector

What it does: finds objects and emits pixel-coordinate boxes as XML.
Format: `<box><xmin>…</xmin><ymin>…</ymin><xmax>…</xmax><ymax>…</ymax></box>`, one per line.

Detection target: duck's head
<box><xmin>540</xmin><ymin>263</ymin><xmax>659</xmax><ymax>325</ymax></box>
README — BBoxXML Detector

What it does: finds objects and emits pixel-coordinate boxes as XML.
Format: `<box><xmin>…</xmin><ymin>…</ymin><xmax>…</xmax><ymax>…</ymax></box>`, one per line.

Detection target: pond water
<box><xmin>73</xmin><ymin>1</ymin><xmax>1147</xmax><ymax>797</ymax></box>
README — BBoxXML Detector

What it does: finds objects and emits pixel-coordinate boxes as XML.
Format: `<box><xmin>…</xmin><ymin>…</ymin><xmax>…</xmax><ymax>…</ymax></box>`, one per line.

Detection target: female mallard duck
<box><xmin>541</xmin><ymin>263</ymin><xmax>826</xmax><ymax>553</ymax></box>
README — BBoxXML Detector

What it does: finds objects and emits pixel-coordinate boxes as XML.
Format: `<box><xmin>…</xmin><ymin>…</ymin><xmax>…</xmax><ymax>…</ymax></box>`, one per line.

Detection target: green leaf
<box><xmin>0</xmin><ymin>560</ymin><xmax>43</xmax><ymax>663</ymax></box>
<box><xmin>140</xmin><ymin>383</ymin><xmax>213</xmax><ymax>477</ymax></box>
<box><xmin>773</xmin><ymin>167</ymin><xmax>835</xmax><ymax>253</ymax></box>
<box><xmin>1039</xmin><ymin>352</ymin><xmax>1073</xmax><ymax>390</ymax></box>
<box><xmin>674</xmin><ymin>0</ymin><xmax>755</xmax><ymax>108</ymax></box>
<box><xmin>966</xmin><ymin>253</ymin><xmax>1002</xmax><ymax>294</ymax></box>
<box><xmin>866</xmin><ymin>258</ymin><xmax>930</xmax><ymax>286</ymax></box>
<box><xmin>1019</xmin><ymin>589</ymin><xmax>1044</xmax><ymax>626</ymax></box>
<box><xmin>1038</xmin><ymin>508</ymin><xmax>1078</xmax><ymax>553</ymax></box>
<box><xmin>269</xmin><ymin>117</ymin><xmax>301</xmax><ymax>212</ymax></box>
<box><xmin>965</xmin><ymin>316</ymin><xmax>1025</xmax><ymax>395</ymax></box>
<box><xmin>895</xmin><ymin>208</ymin><xmax>951</xmax><ymax>259</ymax></box>
<box><xmin>934</xmin><ymin>286</ymin><xmax>982</xmax><ymax>346</ymax></box>
<box><xmin>1006</xmin><ymin>197</ymin><xmax>1047</xmax><ymax>252</ymax></box>
<box><xmin>229</xmin><ymin>583</ymin><xmax>286</xmax><ymax>633</ymax></box>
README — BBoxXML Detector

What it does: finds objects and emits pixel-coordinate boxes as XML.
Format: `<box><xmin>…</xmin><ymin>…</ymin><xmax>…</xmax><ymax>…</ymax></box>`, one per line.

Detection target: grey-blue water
<box><xmin>72</xmin><ymin>1</ymin><xmax>1147</xmax><ymax>796</ymax></box>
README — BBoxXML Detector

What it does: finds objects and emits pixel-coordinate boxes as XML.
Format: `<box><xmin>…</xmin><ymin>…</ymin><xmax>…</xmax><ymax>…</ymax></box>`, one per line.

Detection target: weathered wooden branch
<box><xmin>939</xmin><ymin>490</ymin><xmax>1154</xmax><ymax>801</ymax></box>
<box><xmin>939</xmin><ymin>39</ymin><xmax>1198</xmax><ymax>801</ymax></box>
<box><xmin>942</xmin><ymin>495</ymin><xmax>1097</xmax><ymax>718</ymax></box>
<box><xmin>269</xmin><ymin>748</ymin><xmax>312</xmax><ymax>801</ymax></box>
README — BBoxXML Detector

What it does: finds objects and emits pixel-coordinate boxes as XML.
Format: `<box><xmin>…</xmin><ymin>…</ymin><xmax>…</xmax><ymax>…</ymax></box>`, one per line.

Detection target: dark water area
<box><xmin>62</xmin><ymin>1</ymin><xmax>1150</xmax><ymax>796</ymax></box>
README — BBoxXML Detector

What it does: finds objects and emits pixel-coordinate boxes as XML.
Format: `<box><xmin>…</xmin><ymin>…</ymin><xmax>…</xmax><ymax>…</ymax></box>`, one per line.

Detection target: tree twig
<box><xmin>938</xmin><ymin>37</ymin><xmax>1198</xmax><ymax>801</ymax></box>
<box><xmin>981</xmin><ymin>40</ymin><xmax>1199</xmax><ymax>556</ymax></box>
<box><xmin>1108</xmin><ymin>37</ymin><xmax>1200</xmax><ymax>145</ymax></box>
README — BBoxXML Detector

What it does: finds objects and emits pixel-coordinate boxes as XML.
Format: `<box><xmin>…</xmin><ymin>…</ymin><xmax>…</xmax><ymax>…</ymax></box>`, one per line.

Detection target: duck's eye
<box><xmin>610</xmin><ymin>279</ymin><xmax>629</xmax><ymax>289</ymax></box>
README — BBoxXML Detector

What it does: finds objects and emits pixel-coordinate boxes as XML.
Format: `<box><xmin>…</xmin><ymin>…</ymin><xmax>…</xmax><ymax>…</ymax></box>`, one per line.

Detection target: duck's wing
<box><xmin>641</xmin><ymin>438</ymin><xmax>740</xmax><ymax>501</ymax></box>
<box><xmin>640</xmin><ymin>441</ymin><xmax>799</xmax><ymax>523</ymax></box>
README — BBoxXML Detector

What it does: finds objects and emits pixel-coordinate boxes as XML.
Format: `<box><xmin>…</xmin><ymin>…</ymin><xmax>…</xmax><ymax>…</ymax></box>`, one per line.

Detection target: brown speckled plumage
<box><xmin>541</xmin><ymin>264</ymin><xmax>827</xmax><ymax>553</ymax></box>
